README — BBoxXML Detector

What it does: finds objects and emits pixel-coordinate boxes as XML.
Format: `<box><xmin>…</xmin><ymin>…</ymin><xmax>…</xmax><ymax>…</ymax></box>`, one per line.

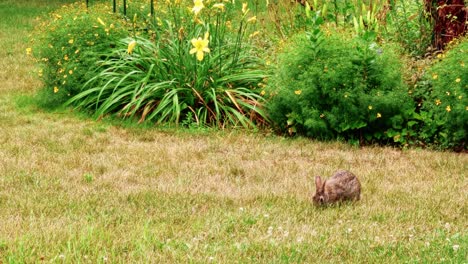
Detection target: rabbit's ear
<box><xmin>315</xmin><ymin>176</ymin><xmax>322</xmax><ymax>189</ymax></box>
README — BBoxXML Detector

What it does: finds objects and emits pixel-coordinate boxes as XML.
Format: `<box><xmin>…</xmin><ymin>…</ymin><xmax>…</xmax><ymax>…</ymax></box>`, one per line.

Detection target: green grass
<box><xmin>0</xmin><ymin>1</ymin><xmax>467</xmax><ymax>263</ymax></box>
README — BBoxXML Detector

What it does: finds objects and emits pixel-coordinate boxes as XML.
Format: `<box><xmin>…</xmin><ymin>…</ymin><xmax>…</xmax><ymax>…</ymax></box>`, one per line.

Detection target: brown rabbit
<box><xmin>313</xmin><ymin>170</ymin><xmax>361</xmax><ymax>206</ymax></box>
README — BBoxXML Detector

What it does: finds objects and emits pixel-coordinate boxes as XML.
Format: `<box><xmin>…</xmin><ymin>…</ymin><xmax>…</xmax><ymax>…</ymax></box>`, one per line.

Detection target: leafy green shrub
<box><xmin>67</xmin><ymin>1</ymin><xmax>266</xmax><ymax>128</ymax></box>
<box><xmin>412</xmin><ymin>38</ymin><xmax>468</xmax><ymax>150</ymax></box>
<box><xmin>33</xmin><ymin>2</ymin><xmax>128</xmax><ymax>108</ymax></box>
<box><xmin>267</xmin><ymin>30</ymin><xmax>414</xmax><ymax>144</ymax></box>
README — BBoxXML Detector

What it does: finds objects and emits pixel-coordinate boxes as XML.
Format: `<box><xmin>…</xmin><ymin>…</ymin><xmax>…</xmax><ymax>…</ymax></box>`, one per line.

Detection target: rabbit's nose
<box><xmin>319</xmin><ymin>196</ymin><xmax>325</xmax><ymax>203</ymax></box>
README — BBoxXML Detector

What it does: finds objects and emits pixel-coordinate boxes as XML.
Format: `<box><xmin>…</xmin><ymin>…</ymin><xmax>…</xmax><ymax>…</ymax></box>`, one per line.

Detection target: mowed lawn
<box><xmin>0</xmin><ymin>1</ymin><xmax>467</xmax><ymax>262</ymax></box>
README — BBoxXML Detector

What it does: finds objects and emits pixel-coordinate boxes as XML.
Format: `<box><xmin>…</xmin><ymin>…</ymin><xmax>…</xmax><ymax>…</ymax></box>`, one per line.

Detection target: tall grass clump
<box><xmin>33</xmin><ymin>2</ymin><xmax>128</xmax><ymax>108</ymax></box>
<box><xmin>67</xmin><ymin>0</ymin><xmax>266</xmax><ymax>128</ymax></box>
<box><xmin>266</xmin><ymin>8</ymin><xmax>413</xmax><ymax>145</ymax></box>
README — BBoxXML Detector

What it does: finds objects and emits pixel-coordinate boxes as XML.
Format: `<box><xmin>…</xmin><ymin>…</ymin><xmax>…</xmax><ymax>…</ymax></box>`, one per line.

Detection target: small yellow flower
<box><xmin>320</xmin><ymin>114</ymin><xmax>325</xmax><ymax>118</ymax></box>
<box><xmin>432</xmin><ymin>74</ymin><xmax>438</xmax><ymax>80</ymax></box>
<box><xmin>466</xmin><ymin>106</ymin><xmax>468</xmax><ymax>111</ymax></box>
<box><xmin>376</xmin><ymin>113</ymin><xmax>382</xmax><ymax>118</ymax></box>
<box><xmin>75</xmin><ymin>49</ymin><xmax>80</xmax><ymax>54</ymax></box>
<box><xmin>249</xmin><ymin>31</ymin><xmax>259</xmax><ymax>38</ymax></box>
<box><xmin>192</xmin><ymin>0</ymin><xmax>204</xmax><ymax>15</ymax></box>
<box><xmin>225</xmin><ymin>21</ymin><xmax>232</xmax><ymax>29</ymax></box>
<box><xmin>461</xmin><ymin>62</ymin><xmax>465</xmax><ymax>67</ymax></box>
<box><xmin>156</xmin><ymin>17</ymin><xmax>163</xmax><ymax>26</ymax></box>
<box><xmin>190</xmin><ymin>32</ymin><xmax>210</xmax><ymax>61</ymax></box>
<box><xmin>97</xmin><ymin>17</ymin><xmax>106</xmax><ymax>26</ymax></box>
<box><xmin>455</xmin><ymin>78</ymin><xmax>461</xmax><ymax>83</ymax></box>
<box><xmin>68</xmin><ymin>39</ymin><xmax>74</xmax><ymax>44</ymax></box>
<box><xmin>435</xmin><ymin>99</ymin><xmax>441</xmax><ymax>105</ymax></box>
<box><xmin>344</xmin><ymin>94</ymin><xmax>348</xmax><ymax>98</ymax></box>
<box><xmin>260</xmin><ymin>90</ymin><xmax>266</xmax><ymax>96</ymax></box>
<box><xmin>247</xmin><ymin>16</ymin><xmax>257</xmax><ymax>23</ymax></box>
<box><xmin>294</xmin><ymin>90</ymin><xmax>302</xmax><ymax>95</ymax></box>
<box><xmin>458</xmin><ymin>95</ymin><xmax>462</xmax><ymax>100</ymax></box>
<box><xmin>69</xmin><ymin>70</ymin><xmax>73</xmax><ymax>75</ymax></box>
<box><xmin>368</xmin><ymin>105</ymin><xmax>373</xmax><ymax>110</ymax></box>
<box><xmin>26</xmin><ymin>48</ymin><xmax>32</xmax><ymax>55</ymax></box>
<box><xmin>212</xmin><ymin>3</ymin><xmax>225</xmax><ymax>11</ymax></box>
<box><xmin>446</xmin><ymin>91</ymin><xmax>450</xmax><ymax>96</ymax></box>
<box><xmin>64</xmin><ymin>55</ymin><xmax>69</xmax><ymax>61</ymax></box>
<box><xmin>54</xmin><ymin>86</ymin><xmax>59</xmax><ymax>93</ymax></box>
<box><xmin>446</xmin><ymin>105</ymin><xmax>451</xmax><ymax>112</ymax></box>
<box><xmin>242</xmin><ymin>2</ymin><xmax>249</xmax><ymax>14</ymax></box>
<box><xmin>127</xmin><ymin>40</ymin><xmax>137</xmax><ymax>54</ymax></box>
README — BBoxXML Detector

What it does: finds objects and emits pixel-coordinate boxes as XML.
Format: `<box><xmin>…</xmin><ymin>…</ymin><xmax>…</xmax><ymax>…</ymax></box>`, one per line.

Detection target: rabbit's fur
<box><xmin>313</xmin><ymin>170</ymin><xmax>361</xmax><ymax>206</ymax></box>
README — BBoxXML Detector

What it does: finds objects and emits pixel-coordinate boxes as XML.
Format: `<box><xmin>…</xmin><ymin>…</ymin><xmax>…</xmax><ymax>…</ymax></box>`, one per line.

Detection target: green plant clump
<box><xmin>384</xmin><ymin>0</ymin><xmax>433</xmax><ymax>57</ymax></box>
<box><xmin>67</xmin><ymin>1</ymin><xmax>266</xmax><ymax>128</ymax></box>
<box><xmin>413</xmin><ymin>38</ymin><xmax>468</xmax><ymax>150</ymax></box>
<box><xmin>34</xmin><ymin>2</ymin><xmax>128</xmax><ymax>108</ymax></box>
<box><xmin>267</xmin><ymin>31</ymin><xmax>414</xmax><ymax>144</ymax></box>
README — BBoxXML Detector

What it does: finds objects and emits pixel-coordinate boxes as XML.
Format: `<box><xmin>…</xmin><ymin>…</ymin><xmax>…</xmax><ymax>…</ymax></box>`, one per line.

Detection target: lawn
<box><xmin>0</xmin><ymin>0</ymin><xmax>466</xmax><ymax>263</ymax></box>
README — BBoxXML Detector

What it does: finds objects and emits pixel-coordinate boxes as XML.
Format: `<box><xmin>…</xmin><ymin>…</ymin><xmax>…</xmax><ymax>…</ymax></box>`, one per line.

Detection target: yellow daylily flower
<box><xmin>249</xmin><ymin>31</ymin><xmax>260</xmax><ymax>38</ymax></box>
<box><xmin>247</xmin><ymin>16</ymin><xmax>257</xmax><ymax>23</ymax></box>
<box><xmin>242</xmin><ymin>2</ymin><xmax>249</xmax><ymax>14</ymax></box>
<box><xmin>127</xmin><ymin>40</ymin><xmax>137</xmax><ymax>54</ymax></box>
<box><xmin>212</xmin><ymin>3</ymin><xmax>225</xmax><ymax>11</ymax></box>
<box><xmin>190</xmin><ymin>32</ymin><xmax>210</xmax><ymax>61</ymax></box>
<box><xmin>192</xmin><ymin>0</ymin><xmax>204</xmax><ymax>15</ymax></box>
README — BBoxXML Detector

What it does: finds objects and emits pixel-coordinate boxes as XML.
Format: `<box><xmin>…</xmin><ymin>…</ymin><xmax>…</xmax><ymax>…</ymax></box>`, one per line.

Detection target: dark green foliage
<box><xmin>412</xmin><ymin>38</ymin><xmax>468</xmax><ymax>150</ymax></box>
<box><xmin>267</xmin><ymin>32</ymin><xmax>414</xmax><ymax>144</ymax></box>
